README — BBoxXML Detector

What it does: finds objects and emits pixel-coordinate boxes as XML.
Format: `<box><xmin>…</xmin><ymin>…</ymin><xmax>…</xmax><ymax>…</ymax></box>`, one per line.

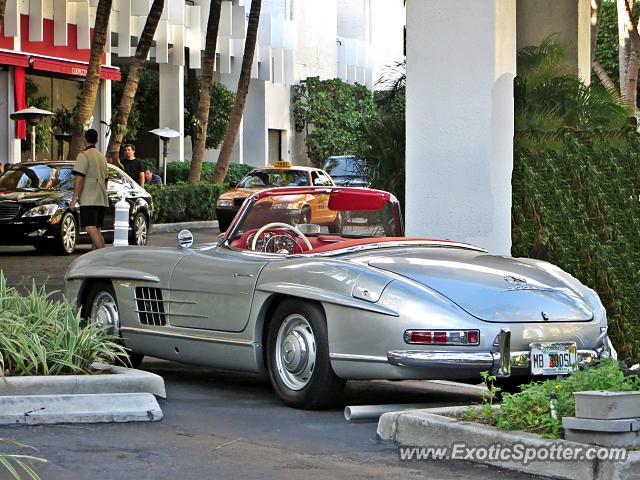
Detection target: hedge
<box><xmin>165</xmin><ymin>161</ymin><xmax>254</xmax><ymax>184</ymax></box>
<box><xmin>146</xmin><ymin>183</ymin><xmax>224</xmax><ymax>223</ymax></box>
<box><xmin>512</xmin><ymin>130</ymin><xmax>640</xmax><ymax>363</ymax></box>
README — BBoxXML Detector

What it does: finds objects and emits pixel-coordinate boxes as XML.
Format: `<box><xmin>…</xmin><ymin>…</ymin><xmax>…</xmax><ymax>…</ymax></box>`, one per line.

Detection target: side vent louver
<box><xmin>135</xmin><ymin>287</ymin><xmax>167</xmax><ymax>326</ymax></box>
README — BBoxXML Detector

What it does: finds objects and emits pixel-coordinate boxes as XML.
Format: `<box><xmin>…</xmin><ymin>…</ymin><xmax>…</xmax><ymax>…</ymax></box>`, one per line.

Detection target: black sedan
<box><xmin>0</xmin><ymin>161</ymin><xmax>154</xmax><ymax>254</ymax></box>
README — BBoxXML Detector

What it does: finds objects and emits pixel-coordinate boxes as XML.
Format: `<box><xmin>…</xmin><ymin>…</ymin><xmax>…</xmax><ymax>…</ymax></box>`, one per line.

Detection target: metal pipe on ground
<box><xmin>344</xmin><ymin>404</ymin><xmax>435</xmax><ymax>423</ymax></box>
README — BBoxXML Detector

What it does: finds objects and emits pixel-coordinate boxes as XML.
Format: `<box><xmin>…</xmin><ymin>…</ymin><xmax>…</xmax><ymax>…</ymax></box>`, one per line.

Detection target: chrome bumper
<box><xmin>387</xmin><ymin>329</ymin><xmax>612</xmax><ymax>378</ymax></box>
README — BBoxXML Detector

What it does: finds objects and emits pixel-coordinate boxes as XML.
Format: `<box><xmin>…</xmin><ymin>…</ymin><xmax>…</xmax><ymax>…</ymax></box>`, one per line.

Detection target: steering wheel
<box><xmin>250</xmin><ymin>222</ymin><xmax>313</xmax><ymax>252</ymax></box>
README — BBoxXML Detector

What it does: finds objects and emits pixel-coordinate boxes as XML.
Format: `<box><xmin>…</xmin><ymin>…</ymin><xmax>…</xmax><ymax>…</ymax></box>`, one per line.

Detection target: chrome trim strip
<box><xmin>387</xmin><ymin>348</ymin><xmax>605</xmax><ymax>371</ymax></box>
<box><xmin>162</xmin><ymin>311</ymin><xmax>209</xmax><ymax>319</ymax></box>
<box><xmin>121</xmin><ymin>327</ymin><xmax>254</xmax><ymax>347</ymax></box>
<box><xmin>329</xmin><ymin>353</ymin><xmax>389</xmax><ymax>364</ymax></box>
<box><xmin>387</xmin><ymin>351</ymin><xmax>494</xmax><ymax>369</ymax></box>
<box><xmin>133</xmin><ymin>298</ymin><xmax>197</xmax><ymax>305</ymax></box>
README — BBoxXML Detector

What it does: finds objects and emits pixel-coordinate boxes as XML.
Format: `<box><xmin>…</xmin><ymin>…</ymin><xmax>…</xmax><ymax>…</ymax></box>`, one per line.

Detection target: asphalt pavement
<box><xmin>0</xmin><ymin>229</ymin><xmax>539</xmax><ymax>480</ymax></box>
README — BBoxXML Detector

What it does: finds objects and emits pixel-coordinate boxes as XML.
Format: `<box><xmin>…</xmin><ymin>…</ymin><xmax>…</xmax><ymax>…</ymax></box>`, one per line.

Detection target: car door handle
<box><xmin>233</xmin><ymin>273</ymin><xmax>254</xmax><ymax>278</ymax></box>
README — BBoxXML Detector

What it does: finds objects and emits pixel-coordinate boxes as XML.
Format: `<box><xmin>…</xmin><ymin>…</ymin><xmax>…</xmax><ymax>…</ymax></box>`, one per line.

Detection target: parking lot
<box><xmin>0</xmin><ymin>230</ymin><xmax>537</xmax><ymax>480</ymax></box>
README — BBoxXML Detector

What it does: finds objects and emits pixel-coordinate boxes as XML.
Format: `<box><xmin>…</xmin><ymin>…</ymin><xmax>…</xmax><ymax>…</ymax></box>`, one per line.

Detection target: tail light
<box><xmin>404</xmin><ymin>329</ymin><xmax>480</xmax><ymax>346</ymax></box>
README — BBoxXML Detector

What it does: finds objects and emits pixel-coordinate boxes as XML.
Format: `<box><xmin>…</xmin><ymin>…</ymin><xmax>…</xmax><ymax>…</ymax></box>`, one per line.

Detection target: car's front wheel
<box><xmin>266</xmin><ymin>299</ymin><xmax>344</xmax><ymax>409</ymax></box>
<box><xmin>53</xmin><ymin>211</ymin><xmax>77</xmax><ymax>255</ymax></box>
<box><xmin>83</xmin><ymin>280</ymin><xmax>144</xmax><ymax>368</ymax></box>
<box><xmin>129</xmin><ymin>212</ymin><xmax>148</xmax><ymax>246</ymax></box>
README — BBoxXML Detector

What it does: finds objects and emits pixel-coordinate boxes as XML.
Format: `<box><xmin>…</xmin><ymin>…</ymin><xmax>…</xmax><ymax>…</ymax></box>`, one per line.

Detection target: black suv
<box><xmin>0</xmin><ymin>161</ymin><xmax>154</xmax><ymax>254</ymax></box>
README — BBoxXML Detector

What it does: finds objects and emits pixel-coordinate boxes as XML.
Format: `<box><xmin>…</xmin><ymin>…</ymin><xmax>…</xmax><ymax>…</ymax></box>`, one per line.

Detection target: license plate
<box><xmin>529</xmin><ymin>342</ymin><xmax>577</xmax><ymax>376</ymax></box>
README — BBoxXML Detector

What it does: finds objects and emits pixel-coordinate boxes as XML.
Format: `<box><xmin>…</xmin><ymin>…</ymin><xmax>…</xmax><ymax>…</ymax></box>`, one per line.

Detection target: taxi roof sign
<box><xmin>274</xmin><ymin>161</ymin><xmax>292</xmax><ymax>168</ymax></box>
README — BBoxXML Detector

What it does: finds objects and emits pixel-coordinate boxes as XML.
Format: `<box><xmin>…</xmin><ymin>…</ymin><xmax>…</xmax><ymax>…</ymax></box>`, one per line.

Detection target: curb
<box><xmin>0</xmin><ymin>393</ymin><xmax>162</xmax><ymax>425</ymax></box>
<box><xmin>377</xmin><ymin>407</ymin><xmax>640</xmax><ymax>480</ymax></box>
<box><xmin>0</xmin><ymin>362</ymin><xmax>166</xmax><ymax>399</ymax></box>
<box><xmin>151</xmin><ymin>220</ymin><xmax>219</xmax><ymax>233</ymax></box>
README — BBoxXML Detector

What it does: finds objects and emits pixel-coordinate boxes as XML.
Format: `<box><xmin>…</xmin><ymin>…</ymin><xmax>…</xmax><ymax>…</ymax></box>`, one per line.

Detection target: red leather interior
<box><xmin>230</xmin><ymin>230</ymin><xmax>438</xmax><ymax>254</ymax></box>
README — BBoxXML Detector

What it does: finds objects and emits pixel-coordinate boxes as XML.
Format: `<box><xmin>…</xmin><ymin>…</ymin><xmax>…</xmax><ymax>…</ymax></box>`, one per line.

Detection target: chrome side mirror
<box><xmin>177</xmin><ymin>229</ymin><xmax>194</xmax><ymax>248</ymax></box>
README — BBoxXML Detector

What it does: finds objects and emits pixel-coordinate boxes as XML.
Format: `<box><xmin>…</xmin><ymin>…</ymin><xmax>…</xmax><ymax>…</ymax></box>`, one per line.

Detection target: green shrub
<box><xmin>0</xmin><ymin>273</ymin><xmax>127</xmax><ymax>377</ymax></box>
<box><xmin>488</xmin><ymin>360</ymin><xmax>640</xmax><ymax>438</ymax></box>
<box><xmin>512</xmin><ymin>130</ymin><xmax>640</xmax><ymax>363</ymax></box>
<box><xmin>165</xmin><ymin>161</ymin><xmax>254</xmax><ymax>184</ymax></box>
<box><xmin>146</xmin><ymin>183</ymin><xmax>224</xmax><ymax>223</ymax></box>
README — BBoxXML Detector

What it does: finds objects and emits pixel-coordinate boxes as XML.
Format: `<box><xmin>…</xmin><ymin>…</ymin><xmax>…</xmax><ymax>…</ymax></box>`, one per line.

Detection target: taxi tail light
<box><xmin>404</xmin><ymin>330</ymin><xmax>480</xmax><ymax>346</ymax></box>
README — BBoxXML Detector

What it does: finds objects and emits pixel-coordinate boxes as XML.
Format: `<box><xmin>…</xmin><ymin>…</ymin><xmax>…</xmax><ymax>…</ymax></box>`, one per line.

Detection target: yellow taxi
<box><xmin>215</xmin><ymin>161</ymin><xmax>337</xmax><ymax>231</ymax></box>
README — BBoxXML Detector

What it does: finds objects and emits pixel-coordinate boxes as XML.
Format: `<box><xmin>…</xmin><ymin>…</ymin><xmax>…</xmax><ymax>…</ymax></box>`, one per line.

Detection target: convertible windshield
<box><xmin>226</xmin><ymin>188</ymin><xmax>401</xmax><ymax>254</ymax></box>
<box><xmin>237</xmin><ymin>169</ymin><xmax>310</xmax><ymax>188</ymax></box>
<box><xmin>0</xmin><ymin>164</ymin><xmax>75</xmax><ymax>191</ymax></box>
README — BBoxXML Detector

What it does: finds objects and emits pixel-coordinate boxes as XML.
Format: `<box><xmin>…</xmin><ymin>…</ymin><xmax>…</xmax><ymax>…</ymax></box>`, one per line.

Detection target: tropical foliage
<box><xmin>292</xmin><ymin>77</ymin><xmax>377</xmax><ymax>166</ymax></box>
<box><xmin>476</xmin><ymin>360</ymin><xmax>640</xmax><ymax>439</ymax></box>
<box><xmin>184</xmin><ymin>81</ymin><xmax>235</xmax><ymax>151</ymax></box>
<box><xmin>164</xmin><ymin>161</ymin><xmax>253</xmax><ymax>185</ymax></box>
<box><xmin>0</xmin><ymin>273</ymin><xmax>127</xmax><ymax>376</ymax></box>
<box><xmin>515</xmin><ymin>39</ymin><xmax>629</xmax><ymax>131</ymax></box>
<box><xmin>145</xmin><ymin>183</ymin><xmax>224</xmax><ymax>223</ymax></box>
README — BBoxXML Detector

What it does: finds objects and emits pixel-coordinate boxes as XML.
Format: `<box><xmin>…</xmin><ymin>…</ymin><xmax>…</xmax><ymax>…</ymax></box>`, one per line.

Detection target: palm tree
<box><xmin>68</xmin><ymin>0</ymin><xmax>113</xmax><ymax>160</ymax></box>
<box><xmin>187</xmin><ymin>0</ymin><xmax>223</xmax><ymax>185</ymax></box>
<box><xmin>515</xmin><ymin>39</ymin><xmax>628</xmax><ymax>131</ymax></box>
<box><xmin>211</xmin><ymin>0</ymin><xmax>262</xmax><ymax>184</ymax></box>
<box><xmin>0</xmin><ymin>1</ymin><xmax>7</xmax><ymax>25</ymax></box>
<box><xmin>106</xmin><ymin>0</ymin><xmax>164</xmax><ymax>165</ymax></box>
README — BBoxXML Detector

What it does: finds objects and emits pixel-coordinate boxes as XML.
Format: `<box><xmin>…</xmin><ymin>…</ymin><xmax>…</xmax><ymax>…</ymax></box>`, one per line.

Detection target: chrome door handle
<box><xmin>233</xmin><ymin>273</ymin><xmax>254</xmax><ymax>278</ymax></box>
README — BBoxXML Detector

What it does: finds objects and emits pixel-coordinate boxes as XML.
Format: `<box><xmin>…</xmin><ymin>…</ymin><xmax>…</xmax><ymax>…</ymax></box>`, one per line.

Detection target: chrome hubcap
<box><xmin>62</xmin><ymin>215</ymin><xmax>76</xmax><ymax>252</ymax></box>
<box><xmin>90</xmin><ymin>291</ymin><xmax>119</xmax><ymax>336</ymax></box>
<box><xmin>135</xmin><ymin>215</ymin><xmax>147</xmax><ymax>245</ymax></box>
<box><xmin>275</xmin><ymin>314</ymin><xmax>316</xmax><ymax>390</ymax></box>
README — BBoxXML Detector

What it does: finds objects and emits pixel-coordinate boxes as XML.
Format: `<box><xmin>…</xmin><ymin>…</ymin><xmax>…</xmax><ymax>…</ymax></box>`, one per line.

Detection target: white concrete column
<box><xmin>158</xmin><ymin>63</ymin><xmax>185</xmax><ymax>162</ymax></box>
<box><xmin>405</xmin><ymin>0</ymin><xmax>515</xmax><ymax>255</ymax></box>
<box><xmin>517</xmin><ymin>0</ymin><xmax>590</xmax><ymax>83</ymax></box>
<box><xmin>1</xmin><ymin>69</ymin><xmax>22</xmax><ymax>164</ymax></box>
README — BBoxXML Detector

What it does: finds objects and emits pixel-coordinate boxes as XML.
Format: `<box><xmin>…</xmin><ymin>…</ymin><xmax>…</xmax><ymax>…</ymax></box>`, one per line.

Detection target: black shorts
<box><xmin>80</xmin><ymin>206</ymin><xmax>105</xmax><ymax>228</ymax></box>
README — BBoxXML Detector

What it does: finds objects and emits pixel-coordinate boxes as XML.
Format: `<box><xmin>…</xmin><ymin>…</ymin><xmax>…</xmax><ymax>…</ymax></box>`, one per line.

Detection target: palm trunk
<box><xmin>591</xmin><ymin>0</ymin><xmax>602</xmax><ymax>67</ymax></box>
<box><xmin>619</xmin><ymin>0</ymin><xmax>634</xmax><ymax>96</ymax></box>
<box><xmin>68</xmin><ymin>0</ymin><xmax>113</xmax><ymax>160</ymax></box>
<box><xmin>622</xmin><ymin>0</ymin><xmax>640</xmax><ymax>111</ymax></box>
<box><xmin>0</xmin><ymin>0</ymin><xmax>7</xmax><ymax>25</ymax></box>
<box><xmin>106</xmin><ymin>0</ymin><xmax>164</xmax><ymax>165</ymax></box>
<box><xmin>187</xmin><ymin>0</ymin><xmax>223</xmax><ymax>186</ymax></box>
<box><xmin>212</xmin><ymin>0</ymin><xmax>262</xmax><ymax>184</ymax></box>
<box><xmin>593</xmin><ymin>59</ymin><xmax>617</xmax><ymax>91</ymax></box>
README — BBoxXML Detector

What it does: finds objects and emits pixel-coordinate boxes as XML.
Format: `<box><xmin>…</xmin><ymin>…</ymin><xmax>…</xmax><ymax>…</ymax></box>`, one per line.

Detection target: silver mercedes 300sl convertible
<box><xmin>64</xmin><ymin>187</ymin><xmax>615</xmax><ymax>409</ymax></box>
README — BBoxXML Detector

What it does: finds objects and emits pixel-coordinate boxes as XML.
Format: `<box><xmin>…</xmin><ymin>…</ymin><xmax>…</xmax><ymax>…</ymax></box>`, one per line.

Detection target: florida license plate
<box><xmin>529</xmin><ymin>342</ymin><xmax>578</xmax><ymax>376</ymax></box>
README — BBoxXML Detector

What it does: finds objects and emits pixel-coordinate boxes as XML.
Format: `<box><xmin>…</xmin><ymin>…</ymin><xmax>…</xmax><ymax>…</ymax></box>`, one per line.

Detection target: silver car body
<box><xmin>64</xmin><ymin>187</ymin><xmax>613</xmax><ymax>383</ymax></box>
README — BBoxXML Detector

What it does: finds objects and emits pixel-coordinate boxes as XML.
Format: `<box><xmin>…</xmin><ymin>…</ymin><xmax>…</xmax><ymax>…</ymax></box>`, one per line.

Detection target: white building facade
<box><xmin>0</xmin><ymin>0</ymin><xmax>406</xmax><ymax>167</ymax></box>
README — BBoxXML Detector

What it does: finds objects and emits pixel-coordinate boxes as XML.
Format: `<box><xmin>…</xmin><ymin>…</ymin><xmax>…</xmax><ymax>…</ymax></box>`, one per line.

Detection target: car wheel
<box><xmin>299</xmin><ymin>206</ymin><xmax>311</xmax><ymax>224</ymax></box>
<box><xmin>328</xmin><ymin>212</ymin><xmax>343</xmax><ymax>234</ymax></box>
<box><xmin>82</xmin><ymin>281</ymin><xmax>144</xmax><ymax>368</ymax></box>
<box><xmin>129</xmin><ymin>212</ymin><xmax>148</xmax><ymax>246</ymax></box>
<box><xmin>218</xmin><ymin>216</ymin><xmax>232</xmax><ymax>232</ymax></box>
<box><xmin>266</xmin><ymin>299</ymin><xmax>345</xmax><ymax>409</ymax></box>
<box><xmin>54</xmin><ymin>212</ymin><xmax>77</xmax><ymax>255</ymax></box>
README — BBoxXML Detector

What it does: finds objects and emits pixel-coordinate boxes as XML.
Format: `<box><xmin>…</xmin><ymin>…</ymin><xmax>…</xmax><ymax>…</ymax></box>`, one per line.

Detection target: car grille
<box><xmin>234</xmin><ymin>197</ymin><xmax>246</xmax><ymax>208</ymax></box>
<box><xmin>135</xmin><ymin>287</ymin><xmax>167</xmax><ymax>326</ymax></box>
<box><xmin>0</xmin><ymin>202</ymin><xmax>20</xmax><ymax>221</ymax></box>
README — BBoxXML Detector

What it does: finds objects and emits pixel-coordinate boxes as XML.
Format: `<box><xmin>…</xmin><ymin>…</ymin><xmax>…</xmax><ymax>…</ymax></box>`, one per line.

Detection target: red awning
<box><xmin>0</xmin><ymin>50</ymin><xmax>30</xmax><ymax>68</ymax></box>
<box><xmin>30</xmin><ymin>56</ymin><xmax>121</xmax><ymax>81</ymax></box>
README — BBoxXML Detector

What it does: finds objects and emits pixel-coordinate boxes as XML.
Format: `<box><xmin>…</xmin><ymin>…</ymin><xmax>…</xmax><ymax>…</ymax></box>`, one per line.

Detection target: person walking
<box><xmin>121</xmin><ymin>144</ymin><xmax>145</xmax><ymax>186</ymax></box>
<box><xmin>70</xmin><ymin>129</ymin><xmax>108</xmax><ymax>250</ymax></box>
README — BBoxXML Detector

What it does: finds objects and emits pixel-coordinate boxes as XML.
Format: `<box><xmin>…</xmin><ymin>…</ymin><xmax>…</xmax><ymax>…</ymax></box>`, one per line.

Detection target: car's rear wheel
<box><xmin>129</xmin><ymin>212</ymin><xmax>148</xmax><ymax>246</ymax></box>
<box><xmin>266</xmin><ymin>299</ymin><xmax>344</xmax><ymax>409</ymax></box>
<box><xmin>83</xmin><ymin>281</ymin><xmax>144</xmax><ymax>368</ymax></box>
<box><xmin>298</xmin><ymin>206</ymin><xmax>311</xmax><ymax>225</ymax></box>
<box><xmin>328</xmin><ymin>212</ymin><xmax>343</xmax><ymax>234</ymax></box>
